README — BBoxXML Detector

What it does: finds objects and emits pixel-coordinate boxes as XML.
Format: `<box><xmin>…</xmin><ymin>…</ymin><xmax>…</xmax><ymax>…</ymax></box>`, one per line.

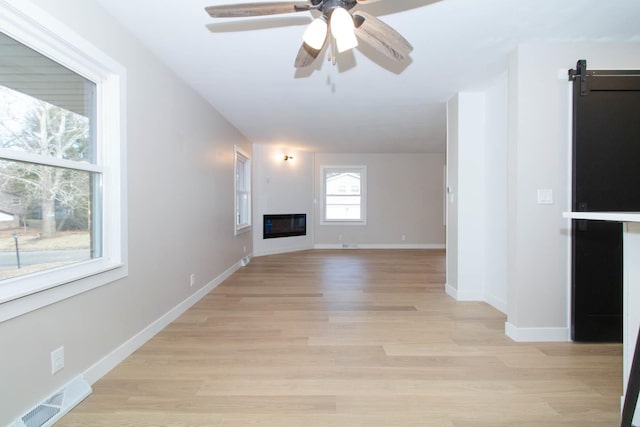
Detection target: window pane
<box><xmin>323</xmin><ymin>168</ymin><xmax>364</xmax><ymax>222</ymax></box>
<box><xmin>0</xmin><ymin>33</ymin><xmax>101</xmax><ymax>281</ymax></box>
<box><xmin>0</xmin><ymin>32</ymin><xmax>96</xmax><ymax>163</ymax></box>
<box><xmin>326</xmin><ymin>205</ymin><xmax>361</xmax><ymax>220</ymax></box>
<box><xmin>236</xmin><ymin>159</ymin><xmax>246</xmax><ymax>191</ymax></box>
<box><xmin>0</xmin><ymin>159</ymin><xmax>100</xmax><ymax>280</ymax></box>
<box><xmin>237</xmin><ymin>192</ymin><xmax>249</xmax><ymax>226</ymax></box>
<box><xmin>234</xmin><ymin>148</ymin><xmax>251</xmax><ymax>231</ymax></box>
<box><xmin>325</xmin><ymin>172</ymin><xmax>360</xmax><ymax>195</ymax></box>
<box><xmin>326</xmin><ymin>195</ymin><xmax>361</xmax><ymax>205</ymax></box>
<box><xmin>326</xmin><ymin>195</ymin><xmax>361</xmax><ymax>220</ymax></box>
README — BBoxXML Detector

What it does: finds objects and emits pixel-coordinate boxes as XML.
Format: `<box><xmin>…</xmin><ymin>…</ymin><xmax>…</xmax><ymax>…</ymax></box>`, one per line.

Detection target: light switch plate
<box><xmin>537</xmin><ymin>189</ymin><xmax>553</xmax><ymax>205</ymax></box>
<box><xmin>51</xmin><ymin>346</ymin><xmax>64</xmax><ymax>374</ymax></box>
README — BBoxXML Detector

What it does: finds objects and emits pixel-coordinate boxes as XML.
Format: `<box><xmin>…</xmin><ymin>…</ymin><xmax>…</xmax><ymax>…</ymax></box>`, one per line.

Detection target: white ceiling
<box><xmin>95</xmin><ymin>0</ymin><xmax>640</xmax><ymax>154</ymax></box>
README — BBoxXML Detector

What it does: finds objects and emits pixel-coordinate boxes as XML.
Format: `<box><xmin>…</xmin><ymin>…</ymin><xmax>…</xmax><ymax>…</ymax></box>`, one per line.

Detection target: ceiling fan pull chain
<box><xmin>330</xmin><ymin>35</ymin><xmax>337</xmax><ymax>66</ymax></box>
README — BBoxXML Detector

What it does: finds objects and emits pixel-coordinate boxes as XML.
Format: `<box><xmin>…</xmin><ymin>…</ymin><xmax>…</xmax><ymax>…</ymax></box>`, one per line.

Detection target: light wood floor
<box><xmin>59</xmin><ymin>250</ymin><xmax>622</xmax><ymax>426</ymax></box>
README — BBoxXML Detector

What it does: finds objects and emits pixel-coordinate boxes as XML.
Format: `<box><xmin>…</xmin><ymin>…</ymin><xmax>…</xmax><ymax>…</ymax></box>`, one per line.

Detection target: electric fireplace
<box><xmin>263</xmin><ymin>214</ymin><xmax>306</xmax><ymax>239</ymax></box>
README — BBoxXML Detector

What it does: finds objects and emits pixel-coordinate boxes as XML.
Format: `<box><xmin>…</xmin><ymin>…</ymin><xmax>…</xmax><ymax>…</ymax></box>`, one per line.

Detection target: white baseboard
<box><xmin>253</xmin><ymin>245</ymin><xmax>313</xmax><ymax>257</ymax></box>
<box><xmin>314</xmin><ymin>244</ymin><xmax>445</xmax><ymax>250</ymax></box>
<box><xmin>485</xmin><ymin>293</ymin><xmax>507</xmax><ymax>314</ymax></box>
<box><xmin>446</xmin><ymin>284</ymin><xmax>507</xmax><ymax>314</ymax></box>
<box><xmin>445</xmin><ymin>283</ymin><xmax>484</xmax><ymax>301</ymax></box>
<box><xmin>505</xmin><ymin>322</ymin><xmax>570</xmax><ymax>342</ymax></box>
<box><xmin>83</xmin><ymin>259</ymin><xmax>242</xmax><ymax>385</ymax></box>
<box><xmin>445</xmin><ymin>283</ymin><xmax>457</xmax><ymax>300</ymax></box>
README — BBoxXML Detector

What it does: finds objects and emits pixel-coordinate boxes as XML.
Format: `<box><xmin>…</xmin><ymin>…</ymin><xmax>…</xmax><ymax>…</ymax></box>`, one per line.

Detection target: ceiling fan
<box><xmin>204</xmin><ymin>0</ymin><xmax>413</xmax><ymax>68</ymax></box>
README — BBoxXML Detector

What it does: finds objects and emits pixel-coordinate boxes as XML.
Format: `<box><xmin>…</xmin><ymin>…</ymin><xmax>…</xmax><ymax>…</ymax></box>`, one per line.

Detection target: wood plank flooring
<box><xmin>59</xmin><ymin>249</ymin><xmax>622</xmax><ymax>426</ymax></box>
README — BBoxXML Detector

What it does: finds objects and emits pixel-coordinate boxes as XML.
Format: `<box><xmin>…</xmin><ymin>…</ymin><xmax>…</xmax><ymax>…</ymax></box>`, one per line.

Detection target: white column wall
<box><xmin>446</xmin><ymin>78</ymin><xmax>509</xmax><ymax>313</ymax></box>
<box><xmin>252</xmin><ymin>144</ymin><xmax>314</xmax><ymax>256</ymax></box>
<box><xmin>457</xmin><ymin>93</ymin><xmax>487</xmax><ymax>300</ymax></box>
<box><xmin>445</xmin><ymin>96</ymin><xmax>459</xmax><ymax>294</ymax></box>
<box><xmin>483</xmin><ymin>73</ymin><xmax>509</xmax><ymax>313</ymax></box>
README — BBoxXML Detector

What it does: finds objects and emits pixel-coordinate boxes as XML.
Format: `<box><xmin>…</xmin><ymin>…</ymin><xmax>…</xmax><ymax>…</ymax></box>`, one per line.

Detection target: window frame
<box><xmin>0</xmin><ymin>1</ymin><xmax>128</xmax><ymax>322</ymax></box>
<box><xmin>234</xmin><ymin>146</ymin><xmax>252</xmax><ymax>235</ymax></box>
<box><xmin>320</xmin><ymin>165</ymin><xmax>367</xmax><ymax>225</ymax></box>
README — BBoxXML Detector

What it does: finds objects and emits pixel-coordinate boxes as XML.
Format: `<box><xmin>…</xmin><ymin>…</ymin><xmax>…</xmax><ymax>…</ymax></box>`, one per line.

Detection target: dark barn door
<box><xmin>570</xmin><ymin>60</ymin><xmax>640</xmax><ymax>342</ymax></box>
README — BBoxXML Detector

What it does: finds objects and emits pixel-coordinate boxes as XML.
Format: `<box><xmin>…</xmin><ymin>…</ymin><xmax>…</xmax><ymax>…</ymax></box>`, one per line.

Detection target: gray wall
<box><xmin>506</xmin><ymin>42</ymin><xmax>640</xmax><ymax>340</ymax></box>
<box><xmin>313</xmin><ymin>153</ymin><xmax>445</xmax><ymax>247</ymax></box>
<box><xmin>0</xmin><ymin>0</ymin><xmax>252</xmax><ymax>423</ymax></box>
<box><xmin>253</xmin><ymin>150</ymin><xmax>446</xmax><ymax>255</ymax></box>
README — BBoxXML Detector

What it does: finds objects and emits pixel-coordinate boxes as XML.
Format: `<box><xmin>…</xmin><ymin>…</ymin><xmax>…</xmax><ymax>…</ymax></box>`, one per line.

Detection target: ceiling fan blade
<box><xmin>353</xmin><ymin>11</ymin><xmax>413</xmax><ymax>61</ymax></box>
<box><xmin>205</xmin><ymin>2</ymin><xmax>311</xmax><ymax>18</ymax></box>
<box><xmin>294</xmin><ymin>41</ymin><xmax>323</xmax><ymax>68</ymax></box>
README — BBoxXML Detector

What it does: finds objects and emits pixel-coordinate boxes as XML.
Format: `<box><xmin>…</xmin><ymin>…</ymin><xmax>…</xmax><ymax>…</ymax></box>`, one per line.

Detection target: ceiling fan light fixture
<box><xmin>330</xmin><ymin>7</ymin><xmax>358</xmax><ymax>53</ymax></box>
<box><xmin>303</xmin><ymin>17</ymin><xmax>328</xmax><ymax>50</ymax></box>
<box><xmin>205</xmin><ymin>1</ymin><xmax>412</xmax><ymax>68</ymax></box>
<box><xmin>335</xmin><ymin>31</ymin><xmax>358</xmax><ymax>53</ymax></box>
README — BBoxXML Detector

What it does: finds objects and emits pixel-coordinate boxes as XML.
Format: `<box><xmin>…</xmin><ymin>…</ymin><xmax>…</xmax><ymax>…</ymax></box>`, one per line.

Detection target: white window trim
<box><xmin>0</xmin><ymin>0</ymin><xmax>128</xmax><ymax>322</ymax></box>
<box><xmin>320</xmin><ymin>165</ymin><xmax>367</xmax><ymax>225</ymax></box>
<box><xmin>234</xmin><ymin>145</ymin><xmax>251</xmax><ymax>235</ymax></box>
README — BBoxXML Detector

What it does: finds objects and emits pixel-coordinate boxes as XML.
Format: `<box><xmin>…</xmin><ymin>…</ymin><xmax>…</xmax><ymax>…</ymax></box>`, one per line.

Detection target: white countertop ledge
<box><xmin>563</xmin><ymin>212</ymin><xmax>640</xmax><ymax>222</ymax></box>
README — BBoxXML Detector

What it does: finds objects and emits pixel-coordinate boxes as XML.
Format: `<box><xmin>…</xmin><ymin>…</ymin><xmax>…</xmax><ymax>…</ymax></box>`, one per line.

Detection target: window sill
<box><xmin>235</xmin><ymin>225</ymin><xmax>252</xmax><ymax>236</ymax></box>
<box><xmin>0</xmin><ymin>259</ymin><xmax>127</xmax><ymax>323</ymax></box>
<box><xmin>320</xmin><ymin>221</ymin><xmax>367</xmax><ymax>226</ymax></box>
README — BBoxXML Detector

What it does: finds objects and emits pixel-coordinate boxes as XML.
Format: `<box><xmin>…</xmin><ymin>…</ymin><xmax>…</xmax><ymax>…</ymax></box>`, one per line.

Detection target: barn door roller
<box><xmin>568</xmin><ymin>59</ymin><xmax>588</xmax><ymax>96</ymax></box>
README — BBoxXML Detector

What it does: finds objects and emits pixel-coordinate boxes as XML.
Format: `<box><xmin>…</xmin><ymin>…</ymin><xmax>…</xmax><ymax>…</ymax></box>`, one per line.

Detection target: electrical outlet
<box><xmin>51</xmin><ymin>346</ymin><xmax>64</xmax><ymax>375</ymax></box>
<box><xmin>401</xmin><ymin>235</ymin><xmax>406</xmax><ymax>241</ymax></box>
<box><xmin>243</xmin><ymin>245</ymin><xmax>246</xmax><ymax>253</ymax></box>
<box><xmin>190</xmin><ymin>273</ymin><xmax>195</xmax><ymax>287</ymax></box>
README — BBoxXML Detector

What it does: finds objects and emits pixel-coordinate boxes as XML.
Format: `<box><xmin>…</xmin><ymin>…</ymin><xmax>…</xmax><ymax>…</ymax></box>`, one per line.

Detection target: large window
<box><xmin>0</xmin><ymin>58</ymin><xmax>100</xmax><ymax>282</ymax></box>
<box><xmin>234</xmin><ymin>146</ymin><xmax>251</xmax><ymax>234</ymax></box>
<box><xmin>0</xmin><ymin>3</ymin><xmax>126</xmax><ymax>321</ymax></box>
<box><xmin>321</xmin><ymin>165</ymin><xmax>366</xmax><ymax>224</ymax></box>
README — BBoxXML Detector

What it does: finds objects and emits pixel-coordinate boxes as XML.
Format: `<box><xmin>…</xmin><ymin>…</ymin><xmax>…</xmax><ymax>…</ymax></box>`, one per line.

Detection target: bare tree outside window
<box><xmin>0</xmin><ymin>83</ymin><xmax>98</xmax><ymax>280</ymax></box>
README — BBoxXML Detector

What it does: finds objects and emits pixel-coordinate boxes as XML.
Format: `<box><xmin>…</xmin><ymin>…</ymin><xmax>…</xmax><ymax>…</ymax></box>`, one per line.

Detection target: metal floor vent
<box><xmin>22</xmin><ymin>391</ymin><xmax>63</xmax><ymax>427</ymax></box>
<box><xmin>13</xmin><ymin>376</ymin><xmax>91</xmax><ymax>427</ymax></box>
